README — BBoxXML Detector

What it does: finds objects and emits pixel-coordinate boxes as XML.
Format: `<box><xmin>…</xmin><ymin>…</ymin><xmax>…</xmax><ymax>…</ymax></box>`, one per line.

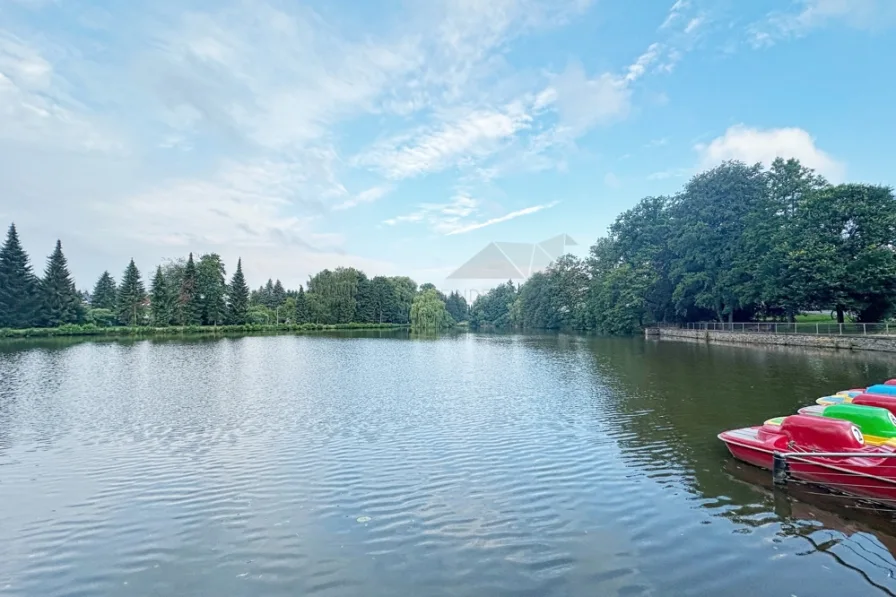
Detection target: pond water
<box><xmin>3</xmin><ymin>332</ymin><xmax>896</xmax><ymax>596</ymax></box>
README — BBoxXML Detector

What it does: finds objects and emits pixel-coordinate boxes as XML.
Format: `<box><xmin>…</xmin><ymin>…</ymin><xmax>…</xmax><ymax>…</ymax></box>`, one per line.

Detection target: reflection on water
<box><xmin>2</xmin><ymin>333</ymin><xmax>896</xmax><ymax>596</ymax></box>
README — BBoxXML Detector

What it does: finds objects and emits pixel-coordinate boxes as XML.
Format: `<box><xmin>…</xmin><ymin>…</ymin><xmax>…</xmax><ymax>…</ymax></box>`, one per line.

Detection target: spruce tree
<box><xmin>41</xmin><ymin>240</ymin><xmax>84</xmax><ymax>326</ymax></box>
<box><xmin>228</xmin><ymin>258</ymin><xmax>250</xmax><ymax>324</ymax></box>
<box><xmin>0</xmin><ymin>224</ymin><xmax>41</xmax><ymax>328</ymax></box>
<box><xmin>176</xmin><ymin>253</ymin><xmax>202</xmax><ymax>325</ymax></box>
<box><xmin>263</xmin><ymin>279</ymin><xmax>275</xmax><ymax>308</ymax></box>
<box><xmin>294</xmin><ymin>286</ymin><xmax>309</xmax><ymax>323</ymax></box>
<box><xmin>197</xmin><ymin>253</ymin><xmax>226</xmax><ymax>325</ymax></box>
<box><xmin>116</xmin><ymin>259</ymin><xmax>147</xmax><ymax>326</ymax></box>
<box><xmin>273</xmin><ymin>279</ymin><xmax>286</xmax><ymax>306</ymax></box>
<box><xmin>150</xmin><ymin>265</ymin><xmax>173</xmax><ymax>326</ymax></box>
<box><xmin>91</xmin><ymin>271</ymin><xmax>117</xmax><ymax>310</ymax></box>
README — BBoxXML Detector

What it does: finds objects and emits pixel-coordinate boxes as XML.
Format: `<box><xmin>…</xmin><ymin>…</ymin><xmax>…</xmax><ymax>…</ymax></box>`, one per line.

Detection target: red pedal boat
<box><xmin>719</xmin><ymin>414</ymin><xmax>896</xmax><ymax>504</ymax></box>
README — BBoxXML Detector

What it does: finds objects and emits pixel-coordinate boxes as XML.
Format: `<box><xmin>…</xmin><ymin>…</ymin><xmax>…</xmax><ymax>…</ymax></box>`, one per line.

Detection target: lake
<box><xmin>3</xmin><ymin>332</ymin><xmax>896</xmax><ymax>596</ymax></box>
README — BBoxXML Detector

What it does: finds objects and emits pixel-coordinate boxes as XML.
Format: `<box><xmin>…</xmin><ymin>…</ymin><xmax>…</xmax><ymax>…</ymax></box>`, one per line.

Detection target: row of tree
<box><xmin>0</xmin><ymin>224</ymin><xmax>471</xmax><ymax>329</ymax></box>
<box><xmin>469</xmin><ymin>158</ymin><xmax>896</xmax><ymax>334</ymax></box>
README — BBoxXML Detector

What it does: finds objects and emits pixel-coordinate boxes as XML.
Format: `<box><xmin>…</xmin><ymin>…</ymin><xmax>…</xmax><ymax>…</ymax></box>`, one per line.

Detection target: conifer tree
<box><xmin>197</xmin><ymin>253</ymin><xmax>226</xmax><ymax>325</ymax></box>
<box><xmin>116</xmin><ymin>259</ymin><xmax>146</xmax><ymax>326</ymax></box>
<box><xmin>227</xmin><ymin>258</ymin><xmax>250</xmax><ymax>324</ymax></box>
<box><xmin>150</xmin><ymin>265</ymin><xmax>173</xmax><ymax>326</ymax></box>
<box><xmin>91</xmin><ymin>271</ymin><xmax>117</xmax><ymax>310</ymax></box>
<box><xmin>41</xmin><ymin>240</ymin><xmax>84</xmax><ymax>326</ymax></box>
<box><xmin>294</xmin><ymin>285</ymin><xmax>309</xmax><ymax>323</ymax></box>
<box><xmin>176</xmin><ymin>253</ymin><xmax>202</xmax><ymax>325</ymax></box>
<box><xmin>272</xmin><ymin>279</ymin><xmax>286</xmax><ymax>306</ymax></box>
<box><xmin>0</xmin><ymin>224</ymin><xmax>41</xmax><ymax>328</ymax></box>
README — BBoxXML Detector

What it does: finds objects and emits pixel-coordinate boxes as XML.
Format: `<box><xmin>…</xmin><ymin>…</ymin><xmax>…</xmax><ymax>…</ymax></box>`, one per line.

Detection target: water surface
<box><xmin>2</xmin><ymin>332</ymin><xmax>896</xmax><ymax>596</ymax></box>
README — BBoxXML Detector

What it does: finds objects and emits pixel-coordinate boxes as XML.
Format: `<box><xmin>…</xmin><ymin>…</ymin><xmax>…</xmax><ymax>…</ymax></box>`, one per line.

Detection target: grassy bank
<box><xmin>0</xmin><ymin>322</ymin><xmax>409</xmax><ymax>339</ymax></box>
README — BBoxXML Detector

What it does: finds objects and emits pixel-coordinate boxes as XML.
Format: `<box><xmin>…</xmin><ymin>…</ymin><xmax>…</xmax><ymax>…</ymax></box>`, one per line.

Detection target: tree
<box><xmin>0</xmin><ymin>224</ymin><xmax>41</xmax><ymax>328</ymax></box>
<box><xmin>116</xmin><ymin>259</ymin><xmax>147</xmax><ymax>326</ymax></box>
<box><xmin>294</xmin><ymin>286</ymin><xmax>309</xmax><ymax>323</ymax></box>
<box><xmin>197</xmin><ymin>253</ymin><xmax>227</xmax><ymax>325</ymax></box>
<box><xmin>470</xmin><ymin>281</ymin><xmax>517</xmax><ymax>328</ymax></box>
<box><xmin>176</xmin><ymin>253</ymin><xmax>202</xmax><ymax>325</ymax></box>
<box><xmin>445</xmin><ymin>291</ymin><xmax>469</xmax><ymax>322</ymax></box>
<box><xmin>227</xmin><ymin>258</ymin><xmax>250</xmax><ymax>324</ymax></box>
<box><xmin>272</xmin><ymin>279</ymin><xmax>286</xmax><ymax>307</ymax></box>
<box><xmin>410</xmin><ymin>288</ymin><xmax>454</xmax><ymax>331</ymax></box>
<box><xmin>669</xmin><ymin>161</ymin><xmax>766</xmax><ymax>322</ymax></box>
<box><xmin>40</xmin><ymin>240</ymin><xmax>84</xmax><ymax>326</ymax></box>
<box><xmin>150</xmin><ymin>265</ymin><xmax>173</xmax><ymax>326</ymax></box>
<box><xmin>91</xmin><ymin>271</ymin><xmax>118</xmax><ymax>311</ymax></box>
<box><xmin>306</xmin><ymin>267</ymin><xmax>364</xmax><ymax>323</ymax></box>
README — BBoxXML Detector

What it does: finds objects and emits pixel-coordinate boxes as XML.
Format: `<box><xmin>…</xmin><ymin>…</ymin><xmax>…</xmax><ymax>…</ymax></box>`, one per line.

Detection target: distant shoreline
<box><xmin>0</xmin><ymin>322</ymin><xmax>409</xmax><ymax>340</ymax></box>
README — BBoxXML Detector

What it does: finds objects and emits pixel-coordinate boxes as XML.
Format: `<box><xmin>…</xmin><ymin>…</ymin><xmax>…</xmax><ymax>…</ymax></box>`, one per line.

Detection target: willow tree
<box><xmin>410</xmin><ymin>288</ymin><xmax>454</xmax><ymax>331</ymax></box>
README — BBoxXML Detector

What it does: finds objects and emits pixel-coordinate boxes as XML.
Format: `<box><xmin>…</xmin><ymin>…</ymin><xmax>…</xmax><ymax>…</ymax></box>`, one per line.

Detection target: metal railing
<box><xmin>686</xmin><ymin>321</ymin><xmax>896</xmax><ymax>336</ymax></box>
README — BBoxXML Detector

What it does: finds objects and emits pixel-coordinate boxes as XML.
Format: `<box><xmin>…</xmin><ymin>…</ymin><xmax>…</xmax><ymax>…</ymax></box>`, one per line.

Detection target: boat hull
<box><xmin>719</xmin><ymin>416</ymin><xmax>896</xmax><ymax>505</ymax></box>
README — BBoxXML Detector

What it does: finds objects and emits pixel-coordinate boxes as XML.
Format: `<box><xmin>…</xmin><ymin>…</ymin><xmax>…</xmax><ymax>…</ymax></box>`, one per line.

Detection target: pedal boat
<box><xmin>784</xmin><ymin>403</ymin><xmax>896</xmax><ymax>445</ymax></box>
<box><xmin>718</xmin><ymin>415</ymin><xmax>896</xmax><ymax>503</ymax></box>
<box><xmin>818</xmin><ymin>390</ymin><xmax>896</xmax><ymax>407</ymax></box>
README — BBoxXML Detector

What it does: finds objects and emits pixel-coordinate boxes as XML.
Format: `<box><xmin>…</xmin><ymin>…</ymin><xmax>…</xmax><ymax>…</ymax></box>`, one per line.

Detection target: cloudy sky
<box><xmin>2</xmin><ymin>0</ymin><xmax>894</xmax><ymax>291</ymax></box>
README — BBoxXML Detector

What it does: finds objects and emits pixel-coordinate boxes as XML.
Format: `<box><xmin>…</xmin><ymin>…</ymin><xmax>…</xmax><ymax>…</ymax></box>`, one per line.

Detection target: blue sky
<box><xmin>1</xmin><ymin>0</ymin><xmax>895</xmax><ymax>292</ymax></box>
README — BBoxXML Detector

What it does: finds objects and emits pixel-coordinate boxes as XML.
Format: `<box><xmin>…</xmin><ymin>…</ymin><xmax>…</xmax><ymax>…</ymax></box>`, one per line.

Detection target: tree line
<box><xmin>469</xmin><ymin>158</ymin><xmax>896</xmax><ymax>334</ymax></box>
<box><xmin>0</xmin><ymin>225</ymin><xmax>470</xmax><ymax>330</ymax></box>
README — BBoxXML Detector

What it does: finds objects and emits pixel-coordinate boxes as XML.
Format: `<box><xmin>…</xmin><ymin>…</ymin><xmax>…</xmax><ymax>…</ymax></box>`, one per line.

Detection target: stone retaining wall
<box><xmin>650</xmin><ymin>328</ymin><xmax>896</xmax><ymax>354</ymax></box>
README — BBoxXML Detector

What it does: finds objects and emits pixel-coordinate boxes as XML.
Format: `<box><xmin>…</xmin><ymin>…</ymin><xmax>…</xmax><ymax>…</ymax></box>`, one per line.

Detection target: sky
<box><xmin>1</xmin><ymin>0</ymin><xmax>895</xmax><ymax>293</ymax></box>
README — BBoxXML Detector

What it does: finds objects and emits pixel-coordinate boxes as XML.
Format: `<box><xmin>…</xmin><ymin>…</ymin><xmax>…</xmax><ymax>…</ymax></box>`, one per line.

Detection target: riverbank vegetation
<box><xmin>0</xmin><ymin>225</ymin><xmax>469</xmax><ymax>334</ymax></box>
<box><xmin>3</xmin><ymin>157</ymin><xmax>891</xmax><ymax>338</ymax></box>
<box><xmin>469</xmin><ymin>158</ymin><xmax>896</xmax><ymax>334</ymax></box>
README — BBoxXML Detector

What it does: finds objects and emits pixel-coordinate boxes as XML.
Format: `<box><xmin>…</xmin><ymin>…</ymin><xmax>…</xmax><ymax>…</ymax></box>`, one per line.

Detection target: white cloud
<box><xmin>695</xmin><ymin>125</ymin><xmax>845</xmax><ymax>181</ymax></box>
<box><xmin>647</xmin><ymin>167</ymin><xmax>690</xmax><ymax>180</ymax></box>
<box><xmin>384</xmin><ymin>193</ymin><xmax>556</xmax><ymax>235</ymax></box>
<box><xmin>660</xmin><ymin>0</ymin><xmax>690</xmax><ymax>29</ymax></box>
<box><xmin>603</xmin><ymin>172</ymin><xmax>621</xmax><ymax>188</ymax></box>
<box><xmin>0</xmin><ymin>32</ymin><xmax>121</xmax><ymax>153</ymax></box>
<box><xmin>553</xmin><ymin>63</ymin><xmax>631</xmax><ymax>131</ymax></box>
<box><xmin>625</xmin><ymin>43</ymin><xmax>661</xmax><ymax>83</ymax></box>
<box><xmin>357</xmin><ymin>100</ymin><xmax>534</xmax><ymax>179</ymax></box>
<box><xmin>445</xmin><ymin>201</ymin><xmax>558</xmax><ymax>235</ymax></box>
<box><xmin>684</xmin><ymin>16</ymin><xmax>704</xmax><ymax>35</ymax></box>
<box><xmin>750</xmin><ymin>0</ymin><xmax>896</xmax><ymax>47</ymax></box>
<box><xmin>645</xmin><ymin>137</ymin><xmax>669</xmax><ymax>148</ymax></box>
<box><xmin>332</xmin><ymin>185</ymin><xmax>393</xmax><ymax>211</ymax></box>
<box><xmin>100</xmin><ymin>159</ymin><xmax>330</xmax><ymax>250</ymax></box>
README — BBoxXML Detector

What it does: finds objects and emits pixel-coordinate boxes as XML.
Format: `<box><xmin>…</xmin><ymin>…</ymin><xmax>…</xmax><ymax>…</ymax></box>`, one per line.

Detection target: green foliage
<box><xmin>116</xmin><ymin>259</ymin><xmax>147</xmax><ymax>326</ymax></box>
<box><xmin>294</xmin><ymin>286</ymin><xmax>309</xmax><ymax>323</ymax></box>
<box><xmin>0</xmin><ymin>224</ymin><xmax>41</xmax><ymax>328</ymax></box>
<box><xmin>445</xmin><ymin>291</ymin><xmax>469</xmax><ymax>322</ymax></box>
<box><xmin>227</xmin><ymin>258</ymin><xmax>250</xmax><ymax>324</ymax></box>
<box><xmin>470</xmin><ymin>281</ymin><xmax>517</xmax><ymax>328</ymax></box>
<box><xmin>197</xmin><ymin>253</ymin><xmax>227</xmax><ymax>325</ymax></box>
<box><xmin>410</xmin><ymin>289</ymin><xmax>454</xmax><ymax>331</ymax></box>
<box><xmin>306</xmin><ymin>267</ymin><xmax>365</xmax><ymax>324</ymax></box>
<box><xmin>272</xmin><ymin>279</ymin><xmax>286</xmax><ymax>307</ymax></box>
<box><xmin>0</xmin><ymin>321</ymin><xmax>408</xmax><ymax>339</ymax></box>
<box><xmin>176</xmin><ymin>253</ymin><xmax>202</xmax><ymax>325</ymax></box>
<box><xmin>40</xmin><ymin>240</ymin><xmax>84</xmax><ymax>326</ymax></box>
<box><xmin>2</xmin><ymin>159</ymin><xmax>893</xmax><ymax>336</ymax></box>
<box><xmin>86</xmin><ymin>308</ymin><xmax>116</xmax><ymax>327</ymax></box>
<box><xmin>150</xmin><ymin>266</ymin><xmax>174</xmax><ymax>326</ymax></box>
<box><xmin>91</xmin><ymin>271</ymin><xmax>117</xmax><ymax>310</ymax></box>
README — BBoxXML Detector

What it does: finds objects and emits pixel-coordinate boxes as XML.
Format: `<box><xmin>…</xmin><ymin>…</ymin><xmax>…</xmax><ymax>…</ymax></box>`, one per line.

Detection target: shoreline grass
<box><xmin>0</xmin><ymin>322</ymin><xmax>409</xmax><ymax>340</ymax></box>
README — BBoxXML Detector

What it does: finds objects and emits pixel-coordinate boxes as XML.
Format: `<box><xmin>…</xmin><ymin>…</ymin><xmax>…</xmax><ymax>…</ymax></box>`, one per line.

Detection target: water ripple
<box><xmin>1</xmin><ymin>334</ymin><xmax>896</xmax><ymax>596</ymax></box>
